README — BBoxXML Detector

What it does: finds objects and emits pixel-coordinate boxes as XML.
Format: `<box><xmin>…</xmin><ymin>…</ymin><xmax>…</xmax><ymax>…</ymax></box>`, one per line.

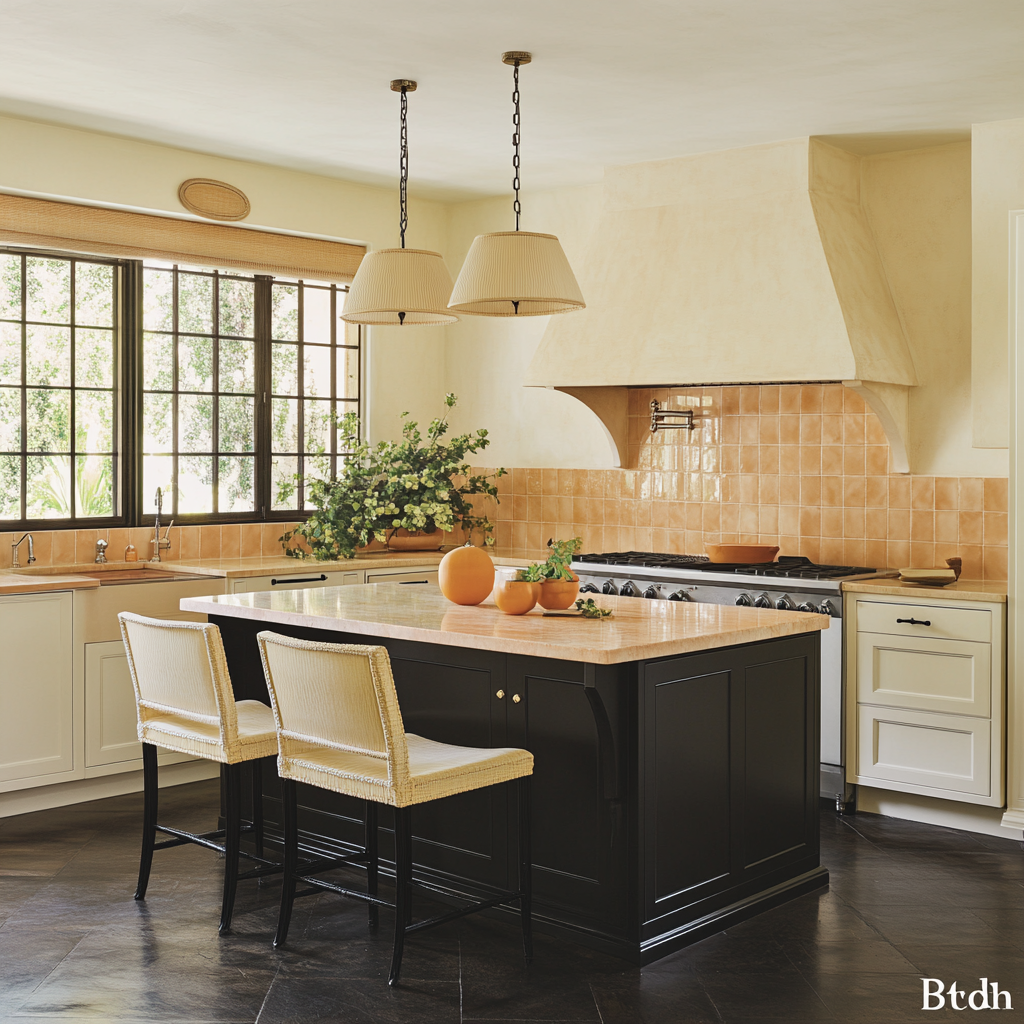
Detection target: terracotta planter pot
<box><xmin>493</xmin><ymin>579</ymin><xmax>540</xmax><ymax>615</ymax></box>
<box><xmin>387</xmin><ymin>528</ymin><xmax>445</xmax><ymax>552</ymax></box>
<box><xmin>537</xmin><ymin>577</ymin><xmax>580</xmax><ymax>610</ymax></box>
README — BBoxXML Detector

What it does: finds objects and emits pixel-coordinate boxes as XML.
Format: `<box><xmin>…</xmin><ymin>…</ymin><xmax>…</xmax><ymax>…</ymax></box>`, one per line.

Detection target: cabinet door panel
<box><xmin>85</xmin><ymin>641</ymin><xmax>140</xmax><ymax>767</ymax></box>
<box><xmin>857</xmin><ymin>632</ymin><xmax>990</xmax><ymax>717</ymax></box>
<box><xmin>391</xmin><ymin>653</ymin><xmax>508</xmax><ymax>889</ymax></box>
<box><xmin>0</xmin><ymin>592</ymin><xmax>73</xmax><ymax>783</ymax></box>
<box><xmin>857</xmin><ymin>705</ymin><xmax>991</xmax><ymax>798</ymax></box>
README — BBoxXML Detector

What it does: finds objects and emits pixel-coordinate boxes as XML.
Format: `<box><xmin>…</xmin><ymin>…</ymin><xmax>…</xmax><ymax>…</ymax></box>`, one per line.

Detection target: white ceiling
<box><xmin>1</xmin><ymin>0</ymin><xmax>1022</xmax><ymax>200</ymax></box>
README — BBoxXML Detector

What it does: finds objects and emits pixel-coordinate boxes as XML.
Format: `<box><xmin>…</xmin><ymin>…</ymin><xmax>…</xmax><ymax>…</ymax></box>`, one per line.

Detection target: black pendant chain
<box><xmin>512</xmin><ymin>61</ymin><xmax>521</xmax><ymax>231</ymax></box>
<box><xmin>399</xmin><ymin>84</ymin><xmax>409</xmax><ymax>248</ymax></box>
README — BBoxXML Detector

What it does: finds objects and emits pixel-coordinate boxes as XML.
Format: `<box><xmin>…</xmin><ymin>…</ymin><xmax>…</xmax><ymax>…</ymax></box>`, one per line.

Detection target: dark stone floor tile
<box><xmin>807</xmin><ymin>971</ymin><xmax>996</xmax><ymax>1022</ymax></box>
<box><xmin>855</xmin><ymin>904</ymin><xmax>1004</xmax><ymax>947</ymax></box>
<box><xmin>667</xmin><ymin>930</ymin><xmax>797</xmax><ymax>976</ymax></box>
<box><xmin>256</xmin><ymin>974</ymin><xmax>461</xmax><ymax>1024</ymax></box>
<box><xmin>700</xmin><ymin>971</ymin><xmax>833</xmax><ymax>1021</ymax></box>
<box><xmin>786</xmin><ymin>937</ymin><xmax>920</xmax><ymax>975</ymax></box>
<box><xmin>590</xmin><ymin>972</ymin><xmax>724</xmax><ymax>1023</ymax></box>
<box><xmin>894</xmin><ymin>942</ymin><xmax>1024</xmax><ymax>988</ymax></box>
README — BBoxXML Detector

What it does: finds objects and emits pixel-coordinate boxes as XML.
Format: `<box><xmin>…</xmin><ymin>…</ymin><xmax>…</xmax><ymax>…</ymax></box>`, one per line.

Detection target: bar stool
<box><xmin>256</xmin><ymin>631</ymin><xmax>534</xmax><ymax>986</ymax></box>
<box><xmin>118</xmin><ymin>612</ymin><xmax>282</xmax><ymax>932</ymax></box>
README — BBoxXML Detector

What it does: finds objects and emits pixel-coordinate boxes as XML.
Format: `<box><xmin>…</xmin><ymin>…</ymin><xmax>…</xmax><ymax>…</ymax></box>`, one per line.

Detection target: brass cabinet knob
<box><xmin>496</xmin><ymin>689</ymin><xmax>505</xmax><ymax>699</ymax></box>
<box><xmin>512</xmin><ymin>693</ymin><xmax>522</xmax><ymax>704</ymax></box>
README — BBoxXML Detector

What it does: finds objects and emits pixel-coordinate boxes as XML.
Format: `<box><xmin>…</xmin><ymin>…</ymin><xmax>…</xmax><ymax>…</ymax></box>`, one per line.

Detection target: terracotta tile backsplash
<box><xmin>482</xmin><ymin>384</ymin><xmax>1009</xmax><ymax>581</ymax></box>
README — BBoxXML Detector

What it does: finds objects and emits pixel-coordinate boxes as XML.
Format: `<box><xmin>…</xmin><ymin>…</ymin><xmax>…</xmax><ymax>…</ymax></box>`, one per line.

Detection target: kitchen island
<box><xmin>181</xmin><ymin>585</ymin><xmax>830</xmax><ymax>963</ymax></box>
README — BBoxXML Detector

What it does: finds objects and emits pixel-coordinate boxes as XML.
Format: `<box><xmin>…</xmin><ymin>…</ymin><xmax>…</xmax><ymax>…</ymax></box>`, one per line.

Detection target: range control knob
<box><xmin>643</xmin><ymin>585</ymin><xmax>661</xmax><ymax>600</ymax></box>
<box><xmin>669</xmin><ymin>589</ymin><xmax>693</xmax><ymax>602</ymax></box>
<box><xmin>754</xmin><ymin>593</ymin><xmax>773</xmax><ymax>609</ymax></box>
<box><xmin>735</xmin><ymin>593</ymin><xmax>753</xmax><ymax>607</ymax></box>
<box><xmin>601</xmin><ymin>579</ymin><xmax>619</xmax><ymax>596</ymax></box>
<box><xmin>579</xmin><ymin>582</ymin><xmax>599</xmax><ymax>594</ymax></box>
<box><xmin>819</xmin><ymin>599</ymin><xmax>838</xmax><ymax>617</ymax></box>
<box><xmin>775</xmin><ymin>594</ymin><xmax>795</xmax><ymax>611</ymax></box>
<box><xmin>619</xmin><ymin>581</ymin><xmax>641</xmax><ymax>598</ymax></box>
<box><xmin>797</xmin><ymin>601</ymin><xmax>816</xmax><ymax>613</ymax></box>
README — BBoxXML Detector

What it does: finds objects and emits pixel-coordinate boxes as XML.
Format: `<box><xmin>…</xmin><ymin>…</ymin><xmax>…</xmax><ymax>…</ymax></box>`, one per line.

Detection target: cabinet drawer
<box><xmin>856</xmin><ymin>705</ymin><xmax>991</xmax><ymax>798</ymax></box>
<box><xmin>230</xmin><ymin>571</ymin><xmax>362</xmax><ymax>594</ymax></box>
<box><xmin>365</xmin><ymin>569</ymin><xmax>439</xmax><ymax>586</ymax></box>
<box><xmin>855</xmin><ymin>600</ymin><xmax>991</xmax><ymax>643</ymax></box>
<box><xmin>856</xmin><ymin>632</ymin><xmax>991</xmax><ymax>717</ymax></box>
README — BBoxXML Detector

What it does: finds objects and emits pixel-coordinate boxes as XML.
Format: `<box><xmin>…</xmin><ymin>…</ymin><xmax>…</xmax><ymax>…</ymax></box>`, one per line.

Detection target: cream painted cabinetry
<box><xmin>846</xmin><ymin>593</ymin><xmax>1006</xmax><ymax>806</ymax></box>
<box><xmin>227</xmin><ymin>567</ymin><xmax>438</xmax><ymax>593</ymax></box>
<box><xmin>0</xmin><ymin>591</ymin><xmax>74</xmax><ymax>788</ymax></box>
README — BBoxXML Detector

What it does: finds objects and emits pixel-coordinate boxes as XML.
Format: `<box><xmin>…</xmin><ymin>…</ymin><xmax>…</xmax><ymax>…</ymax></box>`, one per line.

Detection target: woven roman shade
<box><xmin>0</xmin><ymin>193</ymin><xmax>365</xmax><ymax>283</ymax></box>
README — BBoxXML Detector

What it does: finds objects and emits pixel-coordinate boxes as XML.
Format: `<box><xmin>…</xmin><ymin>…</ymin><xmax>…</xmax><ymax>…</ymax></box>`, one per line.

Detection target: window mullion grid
<box><xmin>330</xmin><ymin>286</ymin><xmax>337</xmax><ymax>480</ymax></box>
<box><xmin>253</xmin><ymin>276</ymin><xmax>272</xmax><ymax>520</ymax></box>
<box><xmin>69</xmin><ymin>260</ymin><xmax>77</xmax><ymax>521</ymax></box>
<box><xmin>171</xmin><ymin>267</ymin><xmax>179</xmax><ymax>518</ymax></box>
<box><xmin>18</xmin><ymin>254</ymin><xmax>26</xmax><ymax>521</ymax></box>
<box><xmin>212</xmin><ymin>272</ymin><xmax>220</xmax><ymax>514</ymax></box>
<box><xmin>297</xmin><ymin>282</ymin><xmax>305</xmax><ymax>510</ymax></box>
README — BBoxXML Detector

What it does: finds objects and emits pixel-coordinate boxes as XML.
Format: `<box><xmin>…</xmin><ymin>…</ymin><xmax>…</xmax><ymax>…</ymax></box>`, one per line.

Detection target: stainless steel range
<box><xmin>571</xmin><ymin>550</ymin><xmax>894</xmax><ymax>812</ymax></box>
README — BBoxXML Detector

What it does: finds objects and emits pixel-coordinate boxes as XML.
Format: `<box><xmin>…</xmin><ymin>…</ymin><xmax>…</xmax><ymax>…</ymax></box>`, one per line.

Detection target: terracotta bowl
<box><xmin>537</xmin><ymin>577</ymin><xmax>580</xmax><ymax>610</ymax></box>
<box><xmin>705</xmin><ymin>544</ymin><xmax>780</xmax><ymax>564</ymax></box>
<box><xmin>493</xmin><ymin>579</ymin><xmax>540</xmax><ymax>615</ymax></box>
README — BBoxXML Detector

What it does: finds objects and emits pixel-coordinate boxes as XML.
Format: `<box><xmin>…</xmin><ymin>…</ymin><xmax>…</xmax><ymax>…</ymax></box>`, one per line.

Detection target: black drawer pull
<box><xmin>271</xmin><ymin>575</ymin><xmax>328</xmax><ymax>585</ymax></box>
<box><xmin>399</xmin><ymin>580</ymin><xmax>429</xmax><ymax>584</ymax></box>
<box><xmin>896</xmin><ymin>617</ymin><xmax>931</xmax><ymax>626</ymax></box>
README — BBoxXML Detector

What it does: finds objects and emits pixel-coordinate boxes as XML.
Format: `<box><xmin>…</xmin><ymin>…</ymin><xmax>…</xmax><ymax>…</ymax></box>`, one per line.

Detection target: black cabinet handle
<box><xmin>896</xmin><ymin>617</ymin><xmax>931</xmax><ymax>626</ymax></box>
<box><xmin>399</xmin><ymin>580</ymin><xmax>429</xmax><ymax>584</ymax></box>
<box><xmin>271</xmin><ymin>575</ymin><xmax>328</xmax><ymax>585</ymax></box>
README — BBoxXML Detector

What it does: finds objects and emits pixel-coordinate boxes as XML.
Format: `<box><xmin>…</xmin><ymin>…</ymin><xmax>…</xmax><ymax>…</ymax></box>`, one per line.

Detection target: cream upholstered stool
<box><xmin>118</xmin><ymin>612</ymin><xmax>282</xmax><ymax>933</ymax></box>
<box><xmin>257</xmin><ymin>631</ymin><xmax>534</xmax><ymax>986</ymax></box>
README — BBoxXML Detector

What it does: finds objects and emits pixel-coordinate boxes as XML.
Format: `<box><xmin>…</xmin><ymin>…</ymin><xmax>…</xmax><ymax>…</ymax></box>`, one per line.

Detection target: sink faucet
<box><xmin>11</xmin><ymin>533</ymin><xmax>35</xmax><ymax>569</ymax></box>
<box><xmin>150</xmin><ymin>487</ymin><xmax>174</xmax><ymax>563</ymax></box>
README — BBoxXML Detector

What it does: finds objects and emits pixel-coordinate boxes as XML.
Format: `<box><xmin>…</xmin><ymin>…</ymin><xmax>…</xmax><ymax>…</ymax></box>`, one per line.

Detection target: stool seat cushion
<box><xmin>280</xmin><ymin>732</ymin><xmax>533</xmax><ymax>808</ymax></box>
<box><xmin>142</xmin><ymin>699</ymin><xmax>278</xmax><ymax>764</ymax></box>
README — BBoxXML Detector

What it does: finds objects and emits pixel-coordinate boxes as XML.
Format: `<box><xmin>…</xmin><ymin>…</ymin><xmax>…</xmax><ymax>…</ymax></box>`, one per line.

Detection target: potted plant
<box><xmin>518</xmin><ymin>537</ymin><xmax>583</xmax><ymax>610</ymax></box>
<box><xmin>283</xmin><ymin>394</ymin><xmax>505</xmax><ymax>561</ymax></box>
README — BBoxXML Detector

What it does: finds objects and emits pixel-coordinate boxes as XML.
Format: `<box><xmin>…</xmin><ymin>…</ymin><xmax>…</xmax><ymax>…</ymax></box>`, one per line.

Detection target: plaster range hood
<box><xmin>525</xmin><ymin>138</ymin><xmax>919</xmax><ymax>471</ymax></box>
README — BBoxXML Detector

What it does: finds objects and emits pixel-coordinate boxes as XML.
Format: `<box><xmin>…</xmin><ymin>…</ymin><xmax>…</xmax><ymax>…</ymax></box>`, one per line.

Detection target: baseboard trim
<box><xmin>0</xmin><ymin>761</ymin><xmax>220</xmax><ymax>819</ymax></box>
<box><xmin>857</xmin><ymin>786</ymin><xmax>1023</xmax><ymax>842</ymax></box>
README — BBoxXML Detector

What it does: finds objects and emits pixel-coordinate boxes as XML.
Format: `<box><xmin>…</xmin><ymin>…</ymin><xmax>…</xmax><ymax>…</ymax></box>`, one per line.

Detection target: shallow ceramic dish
<box><xmin>705</xmin><ymin>544</ymin><xmax>779</xmax><ymax>564</ymax></box>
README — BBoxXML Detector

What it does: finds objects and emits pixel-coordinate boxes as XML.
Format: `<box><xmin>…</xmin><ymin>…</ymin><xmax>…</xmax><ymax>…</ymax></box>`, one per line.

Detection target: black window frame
<box><xmin>0</xmin><ymin>246</ymin><xmax>360</xmax><ymax>530</ymax></box>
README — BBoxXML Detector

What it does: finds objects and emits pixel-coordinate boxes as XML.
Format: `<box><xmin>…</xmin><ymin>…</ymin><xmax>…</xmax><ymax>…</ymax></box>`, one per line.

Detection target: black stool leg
<box><xmin>389</xmin><ymin>805</ymin><xmax>411</xmax><ymax>986</ymax></box>
<box><xmin>251</xmin><ymin>759</ymin><xmax>264</xmax><ymax>859</ymax></box>
<box><xmin>366</xmin><ymin>801</ymin><xmax>379</xmax><ymax>932</ymax></box>
<box><xmin>135</xmin><ymin>742</ymin><xmax>159</xmax><ymax>900</ymax></box>
<box><xmin>404</xmin><ymin>810</ymin><xmax>414</xmax><ymax>927</ymax></box>
<box><xmin>219</xmin><ymin>762</ymin><xmax>242</xmax><ymax>934</ymax></box>
<box><xmin>274</xmin><ymin>778</ymin><xmax>299</xmax><ymax>948</ymax></box>
<box><xmin>519</xmin><ymin>775</ymin><xmax>533</xmax><ymax>962</ymax></box>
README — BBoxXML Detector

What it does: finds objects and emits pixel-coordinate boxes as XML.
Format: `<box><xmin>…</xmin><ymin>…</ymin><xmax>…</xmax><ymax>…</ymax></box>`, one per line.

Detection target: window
<box><xmin>0</xmin><ymin>246</ymin><xmax>359</xmax><ymax>528</ymax></box>
<box><xmin>142</xmin><ymin>264</ymin><xmax>258</xmax><ymax>516</ymax></box>
<box><xmin>270</xmin><ymin>280</ymin><xmax>360</xmax><ymax>511</ymax></box>
<box><xmin>0</xmin><ymin>251</ymin><xmax>119</xmax><ymax>522</ymax></box>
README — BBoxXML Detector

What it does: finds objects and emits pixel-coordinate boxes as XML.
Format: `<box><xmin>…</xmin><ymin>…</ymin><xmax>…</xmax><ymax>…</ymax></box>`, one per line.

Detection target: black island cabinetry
<box><xmin>213</xmin><ymin>611</ymin><xmax>826</xmax><ymax>964</ymax></box>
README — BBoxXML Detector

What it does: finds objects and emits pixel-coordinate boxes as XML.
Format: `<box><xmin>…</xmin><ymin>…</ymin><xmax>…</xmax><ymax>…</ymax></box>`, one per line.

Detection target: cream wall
<box><xmin>862</xmin><ymin>142</ymin><xmax>1006</xmax><ymax>478</ymax></box>
<box><xmin>0</xmin><ymin>114</ymin><xmax>448</xmax><ymax>442</ymax></box>
<box><xmin>971</xmin><ymin>117</ymin><xmax>1024</xmax><ymax>451</ymax></box>
<box><xmin>444</xmin><ymin>183</ymin><xmax>609</xmax><ymax>468</ymax></box>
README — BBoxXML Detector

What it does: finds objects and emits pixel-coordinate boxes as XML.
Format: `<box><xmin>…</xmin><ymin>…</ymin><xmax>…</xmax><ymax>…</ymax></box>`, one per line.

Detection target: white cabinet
<box><xmin>846</xmin><ymin>593</ymin><xmax>1005</xmax><ymax>806</ymax></box>
<box><xmin>0</xmin><ymin>591</ymin><xmax>74</xmax><ymax>787</ymax></box>
<box><xmin>228</xmin><ymin>570</ymin><xmax>361</xmax><ymax>594</ymax></box>
<box><xmin>83</xmin><ymin>641</ymin><xmax>193</xmax><ymax>772</ymax></box>
<box><xmin>227</xmin><ymin>567</ymin><xmax>438</xmax><ymax>593</ymax></box>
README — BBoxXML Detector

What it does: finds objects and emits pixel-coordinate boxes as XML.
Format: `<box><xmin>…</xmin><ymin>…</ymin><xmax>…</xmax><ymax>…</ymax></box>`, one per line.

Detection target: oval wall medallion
<box><xmin>178</xmin><ymin>178</ymin><xmax>251</xmax><ymax>221</ymax></box>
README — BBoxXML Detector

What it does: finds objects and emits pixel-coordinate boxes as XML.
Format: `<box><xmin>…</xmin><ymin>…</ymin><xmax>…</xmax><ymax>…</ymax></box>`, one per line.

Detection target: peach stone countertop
<box><xmin>180</xmin><ymin>585</ymin><xmax>830</xmax><ymax>666</ymax></box>
<box><xmin>0</xmin><ymin>571</ymin><xmax>101</xmax><ymax>595</ymax></box>
<box><xmin>842</xmin><ymin>578</ymin><xmax>1007</xmax><ymax>603</ymax></box>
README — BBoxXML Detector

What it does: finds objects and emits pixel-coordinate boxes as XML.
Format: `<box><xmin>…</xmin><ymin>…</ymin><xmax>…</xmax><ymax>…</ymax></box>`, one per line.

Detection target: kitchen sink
<box><xmin>15</xmin><ymin>567</ymin><xmax>208</xmax><ymax>585</ymax></box>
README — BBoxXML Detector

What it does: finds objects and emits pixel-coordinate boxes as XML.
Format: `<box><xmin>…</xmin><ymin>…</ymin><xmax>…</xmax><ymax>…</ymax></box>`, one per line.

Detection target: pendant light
<box><xmin>342</xmin><ymin>80</ymin><xmax>457</xmax><ymax>326</ymax></box>
<box><xmin>448</xmin><ymin>52</ymin><xmax>585</xmax><ymax>318</ymax></box>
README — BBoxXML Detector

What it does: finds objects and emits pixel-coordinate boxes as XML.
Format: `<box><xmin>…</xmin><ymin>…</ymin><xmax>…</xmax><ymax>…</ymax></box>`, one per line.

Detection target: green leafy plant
<box><xmin>282</xmin><ymin>394</ymin><xmax>505</xmax><ymax>560</ymax></box>
<box><xmin>516</xmin><ymin>536</ymin><xmax>583</xmax><ymax>583</ymax></box>
<box><xmin>575</xmin><ymin>598</ymin><xmax>612</xmax><ymax>619</ymax></box>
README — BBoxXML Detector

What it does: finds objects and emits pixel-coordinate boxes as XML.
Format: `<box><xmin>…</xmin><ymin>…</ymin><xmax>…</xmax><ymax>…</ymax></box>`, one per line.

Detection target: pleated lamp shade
<box><xmin>448</xmin><ymin>231</ymin><xmax>585</xmax><ymax>316</ymax></box>
<box><xmin>341</xmin><ymin>248</ymin><xmax>458</xmax><ymax>326</ymax></box>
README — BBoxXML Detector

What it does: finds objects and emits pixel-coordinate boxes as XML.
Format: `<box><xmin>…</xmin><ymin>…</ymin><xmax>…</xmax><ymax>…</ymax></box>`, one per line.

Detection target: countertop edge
<box><xmin>180</xmin><ymin>595</ymin><xmax>829</xmax><ymax>665</ymax></box>
<box><xmin>841</xmin><ymin>578</ymin><xmax>1007</xmax><ymax>603</ymax></box>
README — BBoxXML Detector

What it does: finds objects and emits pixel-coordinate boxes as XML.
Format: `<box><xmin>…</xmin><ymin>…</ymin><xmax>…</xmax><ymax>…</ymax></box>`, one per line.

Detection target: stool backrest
<box><xmin>118</xmin><ymin>612</ymin><xmax>237</xmax><ymax>744</ymax></box>
<box><xmin>256</xmin><ymin>632</ymin><xmax>410</xmax><ymax>789</ymax></box>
